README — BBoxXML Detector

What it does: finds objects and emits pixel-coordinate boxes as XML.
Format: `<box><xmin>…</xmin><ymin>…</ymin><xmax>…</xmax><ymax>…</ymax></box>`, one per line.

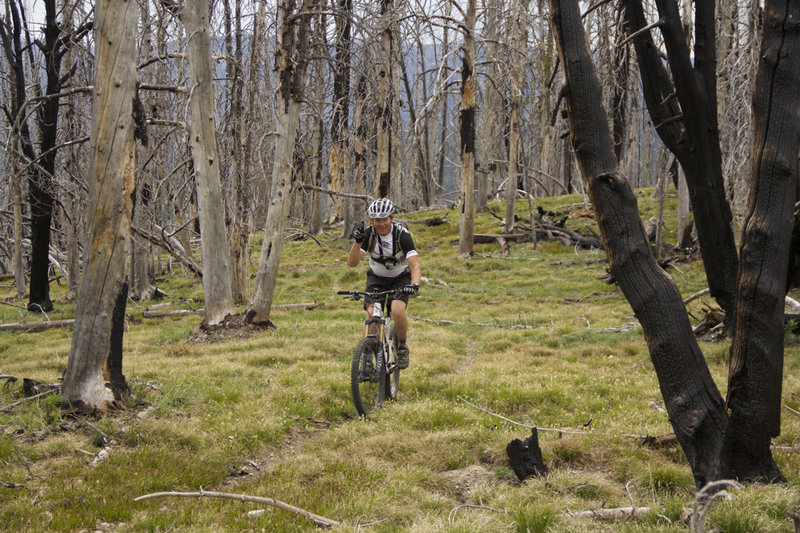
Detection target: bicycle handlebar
<box><xmin>336</xmin><ymin>289</ymin><xmax>403</xmax><ymax>301</ymax></box>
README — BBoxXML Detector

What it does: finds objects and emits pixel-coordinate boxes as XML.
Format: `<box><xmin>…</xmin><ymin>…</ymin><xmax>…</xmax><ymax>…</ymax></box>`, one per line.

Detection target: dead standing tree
<box><xmin>0</xmin><ymin>0</ymin><xmax>92</xmax><ymax>312</ymax></box>
<box><xmin>456</xmin><ymin>0</ymin><xmax>477</xmax><ymax>258</ymax></box>
<box><xmin>376</xmin><ymin>0</ymin><xmax>395</xmax><ymax>199</ymax></box>
<box><xmin>61</xmin><ymin>0</ymin><xmax>138</xmax><ymax>410</ymax></box>
<box><xmin>622</xmin><ymin>0</ymin><xmax>739</xmax><ymax>319</ymax></box>
<box><xmin>183</xmin><ymin>0</ymin><xmax>236</xmax><ymax>326</ymax></box>
<box><xmin>548</xmin><ymin>0</ymin><xmax>799</xmax><ymax>485</ymax></box>
<box><xmin>247</xmin><ymin>0</ymin><xmax>316</xmax><ymax>325</ymax></box>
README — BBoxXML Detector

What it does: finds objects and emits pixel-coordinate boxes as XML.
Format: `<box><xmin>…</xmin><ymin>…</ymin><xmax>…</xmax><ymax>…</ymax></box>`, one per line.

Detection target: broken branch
<box><xmin>133</xmin><ymin>490</ymin><xmax>339</xmax><ymax>528</ymax></box>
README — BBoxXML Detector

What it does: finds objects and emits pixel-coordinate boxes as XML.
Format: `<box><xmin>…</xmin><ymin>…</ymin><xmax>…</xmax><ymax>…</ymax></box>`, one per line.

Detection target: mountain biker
<box><xmin>347</xmin><ymin>198</ymin><xmax>421</xmax><ymax>369</ymax></box>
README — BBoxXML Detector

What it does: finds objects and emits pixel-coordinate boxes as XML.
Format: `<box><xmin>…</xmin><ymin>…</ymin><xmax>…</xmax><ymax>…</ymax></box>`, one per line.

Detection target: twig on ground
<box><xmin>459</xmin><ymin>396</ymin><xmax>680</xmax><ymax>446</ymax></box>
<box><xmin>0</xmin><ymin>300</ymin><xmax>26</xmax><ymax>310</ymax></box>
<box><xmin>689</xmin><ymin>480</ymin><xmax>742</xmax><ymax>533</ymax></box>
<box><xmin>784</xmin><ymin>405</ymin><xmax>800</xmax><ymax>418</ymax></box>
<box><xmin>410</xmin><ymin>316</ymin><xmax>536</xmax><ymax>330</ymax></box>
<box><xmin>133</xmin><ymin>489</ymin><xmax>340</xmax><ymax>528</ymax></box>
<box><xmin>0</xmin><ymin>389</ymin><xmax>58</xmax><ymax>413</ymax></box>
<box><xmin>287</xmin><ymin>227</ymin><xmax>326</xmax><ymax>247</ymax></box>
<box><xmin>448</xmin><ymin>504</ymin><xmax>507</xmax><ymax>522</ymax></box>
<box><xmin>682</xmin><ymin>288</ymin><xmax>710</xmax><ymax>305</ymax></box>
<box><xmin>83</xmin><ymin>420</ymin><xmax>110</xmax><ymax>441</ymax></box>
<box><xmin>456</xmin><ymin>396</ymin><xmax>588</xmax><ymax>436</ymax></box>
<box><xmin>355</xmin><ymin>517</ymin><xmax>391</xmax><ymax>529</ymax></box>
<box><xmin>561</xmin><ymin>506</ymin><xmax>652</xmax><ymax>521</ymax></box>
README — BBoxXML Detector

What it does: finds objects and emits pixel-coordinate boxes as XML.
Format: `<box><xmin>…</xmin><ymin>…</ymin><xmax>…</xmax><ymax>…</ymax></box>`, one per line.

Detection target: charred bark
<box><xmin>457</xmin><ymin>0</ymin><xmax>477</xmax><ymax>258</ymax></box>
<box><xmin>506</xmin><ymin>429</ymin><xmax>548</xmax><ymax>481</ymax></box>
<box><xmin>722</xmin><ymin>0</ymin><xmax>800</xmax><ymax>483</ymax></box>
<box><xmin>62</xmin><ymin>0</ymin><xmax>137</xmax><ymax>411</ymax></box>
<box><xmin>549</xmin><ymin>0</ymin><xmax>727</xmax><ymax>487</ymax></box>
<box><xmin>623</xmin><ymin>0</ymin><xmax>739</xmax><ymax>320</ymax></box>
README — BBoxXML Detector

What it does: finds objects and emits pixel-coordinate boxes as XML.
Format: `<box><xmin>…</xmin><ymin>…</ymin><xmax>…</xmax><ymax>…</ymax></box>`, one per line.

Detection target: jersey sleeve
<box><xmin>398</xmin><ymin>231</ymin><xmax>417</xmax><ymax>257</ymax></box>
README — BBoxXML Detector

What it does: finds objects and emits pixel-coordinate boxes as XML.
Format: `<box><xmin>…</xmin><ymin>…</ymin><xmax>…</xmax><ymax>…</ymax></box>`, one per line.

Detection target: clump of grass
<box><xmin>510</xmin><ymin>503</ymin><xmax>560</xmax><ymax>533</ymax></box>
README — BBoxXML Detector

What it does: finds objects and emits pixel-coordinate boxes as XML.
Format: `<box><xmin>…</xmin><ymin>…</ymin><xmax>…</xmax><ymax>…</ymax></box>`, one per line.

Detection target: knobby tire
<box><xmin>351</xmin><ymin>338</ymin><xmax>384</xmax><ymax>416</ymax></box>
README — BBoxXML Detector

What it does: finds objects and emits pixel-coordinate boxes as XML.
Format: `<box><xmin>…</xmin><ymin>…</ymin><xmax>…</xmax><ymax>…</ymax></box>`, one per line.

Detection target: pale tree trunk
<box><xmin>247</xmin><ymin>0</ymin><xmax>315</xmax><ymax>325</ymax></box>
<box><xmin>458</xmin><ymin>0</ymin><xmax>477</xmax><ymax>258</ymax></box>
<box><xmin>504</xmin><ymin>0</ymin><xmax>524</xmax><ymax>233</ymax></box>
<box><xmin>677</xmin><ymin>165</ymin><xmax>692</xmax><ymax>248</ymax></box>
<box><xmin>226</xmin><ymin>0</ymin><xmax>249</xmax><ymax>304</ymax></box>
<box><xmin>12</xmin><ymin>161</ymin><xmax>26</xmax><ymax>299</ymax></box>
<box><xmin>327</xmin><ymin>0</ymin><xmax>351</xmax><ymax>222</ymax></box>
<box><xmin>416</xmin><ymin>35</ymin><xmax>434</xmax><ymax>206</ymax></box>
<box><xmin>61</xmin><ymin>0</ymin><xmax>138</xmax><ymax>410</ymax></box>
<box><xmin>353</xmin><ymin>75</ymin><xmax>368</xmax><ymax>204</ymax></box>
<box><xmin>478</xmin><ymin>0</ymin><xmax>502</xmax><ymax>212</ymax></box>
<box><xmin>309</xmin><ymin>17</ymin><xmax>326</xmax><ymax>235</ymax></box>
<box><xmin>376</xmin><ymin>0</ymin><xmax>395</xmax><ymax>198</ymax></box>
<box><xmin>231</xmin><ymin>0</ymin><xmax>267</xmax><ymax>302</ymax></box>
<box><xmin>184</xmin><ymin>0</ymin><xmax>236</xmax><ymax>326</ymax></box>
<box><xmin>131</xmin><ymin>0</ymin><xmax>156</xmax><ymax>301</ymax></box>
<box><xmin>435</xmin><ymin>0</ymin><xmax>451</xmax><ymax>197</ymax></box>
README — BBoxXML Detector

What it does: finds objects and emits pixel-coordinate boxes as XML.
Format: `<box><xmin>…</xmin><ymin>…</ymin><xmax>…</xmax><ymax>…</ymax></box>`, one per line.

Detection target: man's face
<box><xmin>371</xmin><ymin>216</ymin><xmax>393</xmax><ymax>236</ymax></box>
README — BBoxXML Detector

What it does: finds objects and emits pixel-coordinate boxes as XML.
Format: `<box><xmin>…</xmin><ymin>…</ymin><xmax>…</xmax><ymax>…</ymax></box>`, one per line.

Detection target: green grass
<box><xmin>1</xmin><ymin>188</ymin><xmax>799</xmax><ymax>531</ymax></box>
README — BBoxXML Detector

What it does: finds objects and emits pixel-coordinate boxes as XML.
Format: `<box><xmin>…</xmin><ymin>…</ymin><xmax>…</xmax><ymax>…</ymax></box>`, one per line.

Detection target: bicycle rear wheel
<box><xmin>350</xmin><ymin>338</ymin><xmax>385</xmax><ymax>416</ymax></box>
<box><xmin>384</xmin><ymin>325</ymin><xmax>400</xmax><ymax>401</ymax></box>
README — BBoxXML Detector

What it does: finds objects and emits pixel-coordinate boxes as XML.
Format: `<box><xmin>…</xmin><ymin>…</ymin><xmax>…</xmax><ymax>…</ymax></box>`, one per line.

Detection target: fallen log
<box><xmin>0</xmin><ymin>319</ymin><xmax>76</xmax><ymax>332</ymax></box>
<box><xmin>562</xmin><ymin>506</ymin><xmax>653</xmax><ymax>521</ymax></box>
<box><xmin>131</xmin><ymin>224</ymin><xmax>203</xmax><ymax>279</ymax></box>
<box><xmin>142</xmin><ymin>302</ymin><xmax>324</xmax><ymax>319</ymax></box>
<box><xmin>473</xmin><ymin>233</ymin><xmax>527</xmax><ymax>243</ymax></box>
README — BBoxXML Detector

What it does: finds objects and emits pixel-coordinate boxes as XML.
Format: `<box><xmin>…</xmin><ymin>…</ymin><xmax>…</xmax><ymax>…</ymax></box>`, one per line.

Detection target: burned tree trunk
<box><xmin>375</xmin><ymin>0</ymin><xmax>395</xmax><ymax>199</ymax></box>
<box><xmin>61</xmin><ymin>0</ymin><xmax>137</xmax><ymax>410</ymax></box>
<box><xmin>548</xmin><ymin>0</ymin><xmax>728</xmax><ymax>487</ymax></box>
<box><xmin>457</xmin><ymin>0</ymin><xmax>477</xmax><ymax>258</ymax></box>
<box><xmin>723</xmin><ymin>0</ymin><xmax>800</xmax><ymax>483</ymax></box>
<box><xmin>623</xmin><ymin>0</ymin><xmax>739</xmax><ymax>319</ymax></box>
<box><xmin>506</xmin><ymin>429</ymin><xmax>548</xmax><ymax>481</ymax></box>
<box><xmin>326</xmin><ymin>0</ymin><xmax>351</xmax><ymax>223</ymax></box>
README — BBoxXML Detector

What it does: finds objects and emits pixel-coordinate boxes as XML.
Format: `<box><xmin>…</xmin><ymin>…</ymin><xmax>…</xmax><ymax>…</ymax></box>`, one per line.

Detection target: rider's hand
<box><xmin>403</xmin><ymin>284</ymin><xmax>419</xmax><ymax>295</ymax></box>
<box><xmin>351</xmin><ymin>221</ymin><xmax>365</xmax><ymax>243</ymax></box>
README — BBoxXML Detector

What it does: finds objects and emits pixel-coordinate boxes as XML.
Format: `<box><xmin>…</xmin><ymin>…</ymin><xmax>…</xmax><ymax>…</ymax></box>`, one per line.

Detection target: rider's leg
<box><xmin>391</xmin><ymin>300</ymin><xmax>410</xmax><ymax>368</ymax></box>
<box><xmin>363</xmin><ymin>304</ymin><xmax>378</xmax><ymax>339</ymax></box>
<box><xmin>391</xmin><ymin>300</ymin><xmax>408</xmax><ymax>339</ymax></box>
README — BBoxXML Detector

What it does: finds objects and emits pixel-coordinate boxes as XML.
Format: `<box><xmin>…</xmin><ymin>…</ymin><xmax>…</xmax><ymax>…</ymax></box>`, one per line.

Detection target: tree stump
<box><xmin>506</xmin><ymin>428</ymin><xmax>548</xmax><ymax>481</ymax></box>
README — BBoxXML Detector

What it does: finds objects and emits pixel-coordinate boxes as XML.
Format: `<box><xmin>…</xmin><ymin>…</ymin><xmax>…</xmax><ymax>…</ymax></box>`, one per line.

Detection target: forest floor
<box><xmin>1</xmin><ymin>189</ymin><xmax>800</xmax><ymax>532</ymax></box>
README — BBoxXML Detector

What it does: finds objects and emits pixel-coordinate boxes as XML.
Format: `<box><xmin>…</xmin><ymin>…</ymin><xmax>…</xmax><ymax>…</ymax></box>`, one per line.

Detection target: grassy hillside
<box><xmin>2</xmin><ymin>189</ymin><xmax>799</xmax><ymax>532</ymax></box>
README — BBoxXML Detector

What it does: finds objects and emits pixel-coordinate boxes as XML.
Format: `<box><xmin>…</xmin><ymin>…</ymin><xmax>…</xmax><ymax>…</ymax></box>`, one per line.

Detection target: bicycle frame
<box><xmin>364</xmin><ymin>297</ymin><xmax>398</xmax><ymax>375</ymax></box>
<box><xmin>338</xmin><ymin>289</ymin><xmax>402</xmax><ymax>415</ymax></box>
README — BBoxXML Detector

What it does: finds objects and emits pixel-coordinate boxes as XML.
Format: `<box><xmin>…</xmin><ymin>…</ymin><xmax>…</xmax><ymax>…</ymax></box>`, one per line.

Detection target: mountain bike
<box><xmin>337</xmin><ymin>289</ymin><xmax>402</xmax><ymax>416</ymax></box>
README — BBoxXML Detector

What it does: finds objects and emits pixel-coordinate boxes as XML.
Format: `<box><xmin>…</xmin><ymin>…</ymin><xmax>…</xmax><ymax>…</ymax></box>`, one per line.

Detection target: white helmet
<box><xmin>367</xmin><ymin>198</ymin><xmax>394</xmax><ymax>219</ymax></box>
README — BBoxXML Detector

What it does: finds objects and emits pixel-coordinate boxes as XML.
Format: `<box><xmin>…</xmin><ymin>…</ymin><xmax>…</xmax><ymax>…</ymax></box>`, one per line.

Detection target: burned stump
<box><xmin>506</xmin><ymin>428</ymin><xmax>548</xmax><ymax>481</ymax></box>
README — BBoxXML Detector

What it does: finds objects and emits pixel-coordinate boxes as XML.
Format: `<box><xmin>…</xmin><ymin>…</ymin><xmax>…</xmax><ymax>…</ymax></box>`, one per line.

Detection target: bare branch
<box><xmin>133</xmin><ymin>490</ymin><xmax>340</xmax><ymax>528</ymax></box>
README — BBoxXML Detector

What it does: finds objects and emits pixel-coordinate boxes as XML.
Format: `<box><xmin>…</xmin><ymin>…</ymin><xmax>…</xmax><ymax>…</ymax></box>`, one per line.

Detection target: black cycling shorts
<box><xmin>364</xmin><ymin>269</ymin><xmax>411</xmax><ymax>310</ymax></box>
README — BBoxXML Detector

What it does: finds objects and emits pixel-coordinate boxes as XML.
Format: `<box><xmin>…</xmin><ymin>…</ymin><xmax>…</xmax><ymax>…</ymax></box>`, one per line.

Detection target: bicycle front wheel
<box><xmin>350</xmin><ymin>338</ymin><xmax>385</xmax><ymax>416</ymax></box>
<box><xmin>384</xmin><ymin>325</ymin><xmax>400</xmax><ymax>401</ymax></box>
